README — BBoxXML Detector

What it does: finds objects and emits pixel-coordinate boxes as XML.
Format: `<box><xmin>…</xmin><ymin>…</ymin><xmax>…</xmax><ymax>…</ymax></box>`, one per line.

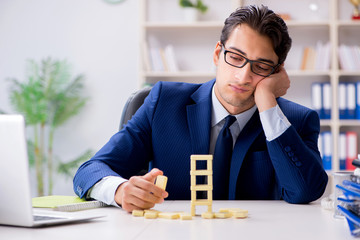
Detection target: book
<box><xmin>306</xmin><ymin>47</ymin><xmax>316</xmax><ymax>70</ymax></box>
<box><xmin>339</xmin><ymin>83</ymin><xmax>347</xmax><ymax>119</ymax></box>
<box><xmin>318</xmin><ymin>132</ymin><xmax>323</xmax><ymax>159</ymax></box>
<box><xmin>32</xmin><ymin>195</ymin><xmax>107</xmax><ymax>212</ymax></box>
<box><xmin>301</xmin><ymin>42</ymin><xmax>330</xmax><ymax>71</ymax></box>
<box><xmin>347</xmin><ymin>83</ymin><xmax>356</xmax><ymax>119</ymax></box>
<box><xmin>322</xmin><ymin>83</ymin><xmax>331</xmax><ymax>119</ymax></box>
<box><xmin>148</xmin><ymin>35</ymin><xmax>165</xmax><ymax>72</ymax></box>
<box><xmin>339</xmin><ymin>132</ymin><xmax>347</xmax><ymax>170</ymax></box>
<box><xmin>357</xmin><ymin>82</ymin><xmax>360</xmax><ymax>119</ymax></box>
<box><xmin>142</xmin><ymin>40</ymin><xmax>152</xmax><ymax>72</ymax></box>
<box><xmin>322</xmin><ymin>131</ymin><xmax>332</xmax><ymax>170</ymax></box>
<box><xmin>321</xmin><ymin>42</ymin><xmax>331</xmax><ymax>71</ymax></box>
<box><xmin>300</xmin><ymin>47</ymin><xmax>310</xmax><ymax>70</ymax></box>
<box><xmin>311</xmin><ymin>82</ymin><xmax>322</xmax><ymax>118</ymax></box>
<box><xmin>164</xmin><ymin>44</ymin><xmax>179</xmax><ymax>72</ymax></box>
<box><xmin>338</xmin><ymin>44</ymin><xmax>360</xmax><ymax>71</ymax></box>
<box><xmin>346</xmin><ymin>132</ymin><xmax>357</xmax><ymax>170</ymax></box>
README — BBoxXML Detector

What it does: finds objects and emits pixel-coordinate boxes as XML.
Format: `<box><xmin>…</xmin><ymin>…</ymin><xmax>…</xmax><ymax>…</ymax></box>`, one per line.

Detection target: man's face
<box><xmin>213</xmin><ymin>24</ymin><xmax>279</xmax><ymax>115</ymax></box>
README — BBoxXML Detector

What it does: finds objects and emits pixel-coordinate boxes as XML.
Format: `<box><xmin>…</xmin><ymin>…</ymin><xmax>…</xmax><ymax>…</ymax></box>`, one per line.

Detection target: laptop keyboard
<box><xmin>34</xmin><ymin>215</ymin><xmax>66</xmax><ymax>221</ymax></box>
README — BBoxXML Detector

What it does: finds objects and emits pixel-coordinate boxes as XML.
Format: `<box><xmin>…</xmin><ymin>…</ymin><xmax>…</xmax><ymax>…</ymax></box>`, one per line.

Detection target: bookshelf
<box><xmin>139</xmin><ymin>0</ymin><xmax>360</xmax><ymax>172</ymax></box>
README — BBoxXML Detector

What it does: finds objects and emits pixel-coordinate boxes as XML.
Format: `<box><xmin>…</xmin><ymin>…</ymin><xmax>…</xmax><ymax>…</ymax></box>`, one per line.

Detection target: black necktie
<box><xmin>213</xmin><ymin>115</ymin><xmax>236</xmax><ymax>200</ymax></box>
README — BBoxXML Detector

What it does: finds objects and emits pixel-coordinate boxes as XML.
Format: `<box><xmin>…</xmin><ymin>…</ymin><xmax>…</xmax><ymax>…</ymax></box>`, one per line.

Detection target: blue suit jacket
<box><xmin>73</xmin><ymin>79</ymin><xmax>328</xmax><ymax>203</ymax></box>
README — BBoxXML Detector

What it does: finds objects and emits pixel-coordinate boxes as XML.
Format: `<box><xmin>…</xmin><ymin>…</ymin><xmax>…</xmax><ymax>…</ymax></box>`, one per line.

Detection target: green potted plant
<box><xmin>179</xmin><ymin>0</ymin><xmax>208</xmax><ymax>22</ymax></box>
<box><xmin>7</xmin><ymin>57</ymin><xmax>92</xmax><ymax>196</ymax></box>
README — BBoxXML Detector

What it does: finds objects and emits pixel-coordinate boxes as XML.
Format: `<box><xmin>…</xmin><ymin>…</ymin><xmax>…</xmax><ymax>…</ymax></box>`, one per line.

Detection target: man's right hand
<box><xmin>114</xmin><ymin>168</ymin><xmax>169</xmax><ymax>212</ymax></box>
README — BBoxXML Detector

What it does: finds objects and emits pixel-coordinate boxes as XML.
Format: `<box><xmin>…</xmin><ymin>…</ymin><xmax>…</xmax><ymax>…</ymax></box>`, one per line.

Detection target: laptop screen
<box><xmin>0</xmin><ymin>115</ymin><xmax>36</xmax><ymax>226</ymax></box>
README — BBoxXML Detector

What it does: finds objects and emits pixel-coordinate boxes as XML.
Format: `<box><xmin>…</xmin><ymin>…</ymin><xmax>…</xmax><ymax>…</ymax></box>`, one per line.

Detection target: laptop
<box><xmin>0</xmin><ymin>114</ymin><xmax>105</xmax><ymax>227</ymax></box>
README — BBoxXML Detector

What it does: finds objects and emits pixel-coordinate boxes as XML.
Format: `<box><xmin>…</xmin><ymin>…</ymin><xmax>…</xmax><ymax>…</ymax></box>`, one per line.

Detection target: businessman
<box><xmin>74</xmin><ymin>5</ymin><xmax>328</xmax><ymax>212</ymax></box>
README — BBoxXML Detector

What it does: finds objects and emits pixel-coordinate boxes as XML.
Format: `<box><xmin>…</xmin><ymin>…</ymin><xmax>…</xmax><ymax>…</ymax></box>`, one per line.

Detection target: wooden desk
<box><xmin>0</xmin><ymin>201</ymin><xmax>351</xmax><ymax>240</ymax></box>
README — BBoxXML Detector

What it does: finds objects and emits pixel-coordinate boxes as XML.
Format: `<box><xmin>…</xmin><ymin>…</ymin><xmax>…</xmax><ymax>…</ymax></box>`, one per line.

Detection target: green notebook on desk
<box><xmin>32</xmin><ymin>195</ymin><xmax>107</xmax><ymax>212</ymax></box>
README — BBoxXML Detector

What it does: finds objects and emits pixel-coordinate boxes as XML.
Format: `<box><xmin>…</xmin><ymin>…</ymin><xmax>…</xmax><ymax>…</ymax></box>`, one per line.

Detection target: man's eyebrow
<box><xmin>228</xmin><ymin>46</ymin><xmax>276</xmax><ymax>65</ymax></box>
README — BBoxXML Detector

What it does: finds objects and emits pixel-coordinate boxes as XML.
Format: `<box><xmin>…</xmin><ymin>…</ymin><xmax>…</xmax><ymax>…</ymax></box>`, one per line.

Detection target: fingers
<box><xmin>268</xmin><ymin>66</ymin><xmax>290</xmax><ymax>97</ymax></box>
<box><xmin>254</xmin><ymin>66</ymin><xmax>290</xmax><ymax>112</ymax></box>
<box><xmin>143</xmin><ymin>168</ymin><xmax>163</xmax><ymax>182</ymax></box>
<box><xmin>115</xmin><ymin>169</ymin><xmax>169</xmax><ymax>213</ymax></box>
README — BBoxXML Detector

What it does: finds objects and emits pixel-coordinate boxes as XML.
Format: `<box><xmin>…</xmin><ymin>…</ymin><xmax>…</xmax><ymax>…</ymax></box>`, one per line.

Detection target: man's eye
<box><xmin>229</xmin><ymin>54</ymin><xmax>243</xmax><ymax>62</ymax></box>
<box><xmin>254</xmin><ymin>63</ymin><xmax>271</xmax><ymax>71</ymax></box>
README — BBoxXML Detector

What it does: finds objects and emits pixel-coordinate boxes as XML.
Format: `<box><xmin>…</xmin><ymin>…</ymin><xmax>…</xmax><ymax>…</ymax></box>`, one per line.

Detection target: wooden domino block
<box><xmin>158</xmin><ymin>212</ymin><xmax>180</xmax><ymax>219</ymax></box>
<box><xmin>144</xmin><ymin>209</ymin><xmax>161</xmax><ymax>213</ymax></box>
<box><xmin>232</xmin><ymin>211</ymin><xmax>248</xmax><ymax>218</ymax></box>
<box><xmin>155</xmin><ymin>175</ymin><xmax>168</xmax><ymax>190</ymax></box>
<box><xmin>179</xmin><ymin>212</ymin><xmax>192</xmax><ymax>220</ymax></box>
<box><xmin>219</xmin><ymin>208</ymin><xmax>248</xmax><ymax>218</ymax></box>
<box><xmin>201</xmin><ymin>212</ymin><xmax>214</xmax><ymax>219</ymax></box>
<box><xmin>132</xmin><ymin>210</ymin><xmax>144</xmax><ymax>217</ymax></box>
<box><xmin>214</xmin><ymin>212</ymin><xmax>232</xmax><ymax>219</ymax></box>
<box><xmin>144</xmin><ymin>211</ymin><xmax>159</xmax><ymax>219</ymax></box>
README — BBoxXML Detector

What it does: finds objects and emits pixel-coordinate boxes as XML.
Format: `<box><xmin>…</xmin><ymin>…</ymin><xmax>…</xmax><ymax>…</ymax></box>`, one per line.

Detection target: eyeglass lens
<box><xmin>224</xmin><ymin>51</ymin><xmax>275</xmax><ymax>77</ymax></box>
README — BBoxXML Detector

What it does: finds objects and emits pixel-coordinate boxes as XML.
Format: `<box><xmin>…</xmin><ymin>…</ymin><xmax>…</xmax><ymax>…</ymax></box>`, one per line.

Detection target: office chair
<box><xmin>119</xmin><ymin>86</ymin><xmax>152</xmax><ymax>176</ymax></box>
<box><xmin>119</xmin><ymin>86</ymin><xmax>152</xmax><ymax>130</ymax></box>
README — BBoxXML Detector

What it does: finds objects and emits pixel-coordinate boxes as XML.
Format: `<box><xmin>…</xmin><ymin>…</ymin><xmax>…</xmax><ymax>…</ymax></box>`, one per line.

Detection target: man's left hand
<box><xmin>254</xmin><ymin>64</ymin><xmax>290</xmax><ymax>112</ymax></box>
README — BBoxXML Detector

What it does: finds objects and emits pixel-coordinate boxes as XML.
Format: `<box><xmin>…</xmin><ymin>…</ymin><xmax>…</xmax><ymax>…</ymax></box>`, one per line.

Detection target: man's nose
<box><xmin>234</xmin><ymin>62</ymin><xmax>254</xmax><ymax>83</ymax></box>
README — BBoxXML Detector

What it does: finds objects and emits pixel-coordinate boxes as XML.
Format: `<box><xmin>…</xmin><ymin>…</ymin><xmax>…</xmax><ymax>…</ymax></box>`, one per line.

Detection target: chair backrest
<box><xmin>119</xmin><ymin>86</ymin><xmax>152</xmax><ymax>130</ymax></box>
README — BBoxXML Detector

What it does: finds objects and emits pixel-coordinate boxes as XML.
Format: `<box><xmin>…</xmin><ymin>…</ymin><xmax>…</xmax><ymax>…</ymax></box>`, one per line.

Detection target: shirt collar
<box><xmin>211</xmin><ymin>83</ymin><xmax>257</xmax><ymax>130</ymax></box>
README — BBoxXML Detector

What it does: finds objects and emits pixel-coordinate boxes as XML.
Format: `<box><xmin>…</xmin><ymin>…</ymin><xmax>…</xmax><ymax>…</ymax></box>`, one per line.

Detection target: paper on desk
<box><xmin>32</xmin><ymin>195</ymin><xmax>86</xmax><ymax>208</ymax></box>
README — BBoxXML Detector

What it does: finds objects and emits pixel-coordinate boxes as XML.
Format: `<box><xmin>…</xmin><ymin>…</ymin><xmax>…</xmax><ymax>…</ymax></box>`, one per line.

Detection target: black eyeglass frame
<box><xmin>221</xmin><ymin>45</ymin><xmax>280</xmax><ymax>78</ymax></box>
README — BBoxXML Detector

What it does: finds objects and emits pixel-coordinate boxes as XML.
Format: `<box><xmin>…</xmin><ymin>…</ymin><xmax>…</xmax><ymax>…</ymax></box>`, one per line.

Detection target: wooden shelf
<box><xmin>144</xmin><ymin>21</ymin><xmax>224</xmax><ymax>29</ymax></box>
<box><xmin>286</xmin><ymin>20</ymin><xmax>330</xmax><ymax>27</ymax></box>
<box><xmin>337</xmin><ymin>20</ymin><xmax>360</xmax><ymax>26</ymax></box>
<box><xmin>143</xmin><ymin>71</ymin><xmax>215</xmax><ymax>78</ymax></box>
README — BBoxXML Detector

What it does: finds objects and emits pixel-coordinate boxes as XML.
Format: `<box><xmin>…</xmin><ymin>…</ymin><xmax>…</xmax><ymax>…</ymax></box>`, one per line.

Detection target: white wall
<box><xmin>0</xmin><ymin>0</ymin><xmax>139</xmax><ymax>196</ymax></box>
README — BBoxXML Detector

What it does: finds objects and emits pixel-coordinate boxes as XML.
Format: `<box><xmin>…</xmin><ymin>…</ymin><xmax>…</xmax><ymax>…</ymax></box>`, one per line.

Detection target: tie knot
<box><xmin>223</xmin><ymin>115</ymin><xmax>236</xmax><ymax>129</ymax></box>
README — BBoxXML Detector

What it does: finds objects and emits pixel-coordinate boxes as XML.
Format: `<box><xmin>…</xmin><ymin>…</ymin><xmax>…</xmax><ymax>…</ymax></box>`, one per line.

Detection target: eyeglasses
<box><xmin>221</xmin><ymin>45</ymin><xmax>279</xmax><ymax>78</ymax></box>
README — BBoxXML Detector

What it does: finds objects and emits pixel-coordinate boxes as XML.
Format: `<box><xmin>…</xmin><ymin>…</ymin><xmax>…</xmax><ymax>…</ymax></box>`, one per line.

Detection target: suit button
<box><xmin>295</xmin><ymin>161</ymin><xmax>302</xmax><ymax>167</ymax></box>
<box><xmin>292</xmin><ymin>157</ymin><xmax>298</xmax><ymax>162</ymax></box>
<box><xmin>285</xmin><ymin>146</ymin><xmax>291</xmax><ymax>152</ymax></box>
<box><xmin>288</xmin><ymin>151</ymin><xmax>295</xmax><ymax>157</ymax></box>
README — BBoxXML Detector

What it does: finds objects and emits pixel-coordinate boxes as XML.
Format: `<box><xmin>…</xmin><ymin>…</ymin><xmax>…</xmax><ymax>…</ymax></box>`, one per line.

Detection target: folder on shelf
<box><xmin>347</xmin><ymin>83</ymin><xmax>356</xmax><ymax>119</ymax></box>
<box><xmin>322</xmin><ymin>83</ymin><xmax>331</xmax><ymax>119</ymax></box>
<box><xmin>322</xmin><ymin>131</ymin><xmax>332</xmax><ymax>170</ymax></box>
<box><xmin>346</xmin><ymin>132</ymin><xmax>357</xmax><ymax>170</ymax></box>
<box><xmin>339</xmin><ymin>132</ymin><xmax>347</xmax><ymax>170</ymax></box>
<box><xmin>311</xmin><ymin>82</ymin><xmax>322</xmax><ymax>118</ymax></box>
<box><xmin>356</xmin><ymin>82</ymin><xmax>360</xmax><ymax>120</ymax></box>
<box><xmin>318</xmin><ymin>133</ymin><xmax>323</xmax><ymax>160</ymax></box>
<box><xmin>339</xmin><ymin>83</ymin><xmax>347</xmax><ymax>119</ymax></box>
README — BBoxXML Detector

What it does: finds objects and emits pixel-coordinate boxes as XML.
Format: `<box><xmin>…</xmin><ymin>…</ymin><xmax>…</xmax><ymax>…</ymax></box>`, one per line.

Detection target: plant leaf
<box><xmin>57</xmin><ymin>149</ymin><xmax>93</xmax><ymax>178</ymax></box>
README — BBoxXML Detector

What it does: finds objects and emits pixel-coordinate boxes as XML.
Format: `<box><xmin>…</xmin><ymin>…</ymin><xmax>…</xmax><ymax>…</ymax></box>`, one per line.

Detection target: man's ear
<box><xmin>213</xmin><ymin>41</ymin><xmax>222</xmax><ymax>66</ymax></box>
<box><xmin>275</xmin><ymin>63</ymin><xmax>284</xmax><ymax>73</ymax></box>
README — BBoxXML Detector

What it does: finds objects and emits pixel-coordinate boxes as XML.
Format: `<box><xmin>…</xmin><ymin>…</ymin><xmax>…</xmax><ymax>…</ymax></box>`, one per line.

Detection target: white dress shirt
<box><xmin>87</xmin><ymin>84</ymin><xmax>291</xmax><ymax>207</ymax></box>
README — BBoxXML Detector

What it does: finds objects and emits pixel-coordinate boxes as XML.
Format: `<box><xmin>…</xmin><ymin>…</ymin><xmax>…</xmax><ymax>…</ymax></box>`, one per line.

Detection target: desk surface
<box><xmin>0</xmin><ymin>200</ymin><xmax>351</xmax><ymax>240</ymax></box>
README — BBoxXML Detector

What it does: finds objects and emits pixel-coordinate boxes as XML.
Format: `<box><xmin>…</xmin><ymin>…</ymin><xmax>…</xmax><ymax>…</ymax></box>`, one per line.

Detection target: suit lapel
<box><xmin>228</xmin><ymin>110</ymin><xmax>263</xmax><ymax>199</ymax></box>
<box><xmin>186</xmin><ymin>80</ymin><xmax>215</xmax><ymax>154</ymax></box>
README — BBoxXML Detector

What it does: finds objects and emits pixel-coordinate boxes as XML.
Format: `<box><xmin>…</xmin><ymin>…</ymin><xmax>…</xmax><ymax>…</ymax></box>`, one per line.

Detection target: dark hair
<box><xmin>220</xmin><ymin>5</ymin><xmax>292</xmax><ymax>65</ymax></box>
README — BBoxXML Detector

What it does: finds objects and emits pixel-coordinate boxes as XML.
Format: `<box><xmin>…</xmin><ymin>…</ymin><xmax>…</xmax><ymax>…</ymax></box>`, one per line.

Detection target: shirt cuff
<box><xmin>87</xmin><ymin>176</ymin><xmax>127</xmax><ymax>208</ymax></box>
<box><xmin>259</xmin><ymin>105</ymin><xmax>291</xmax><ymax>141</ymax></box>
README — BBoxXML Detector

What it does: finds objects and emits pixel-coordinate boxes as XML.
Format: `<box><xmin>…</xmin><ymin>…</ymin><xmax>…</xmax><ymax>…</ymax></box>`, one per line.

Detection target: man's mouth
<box><xmin>229</xmin><ymin>84</ymin><xmax>251</xmax><ymax>93</ymax></box>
